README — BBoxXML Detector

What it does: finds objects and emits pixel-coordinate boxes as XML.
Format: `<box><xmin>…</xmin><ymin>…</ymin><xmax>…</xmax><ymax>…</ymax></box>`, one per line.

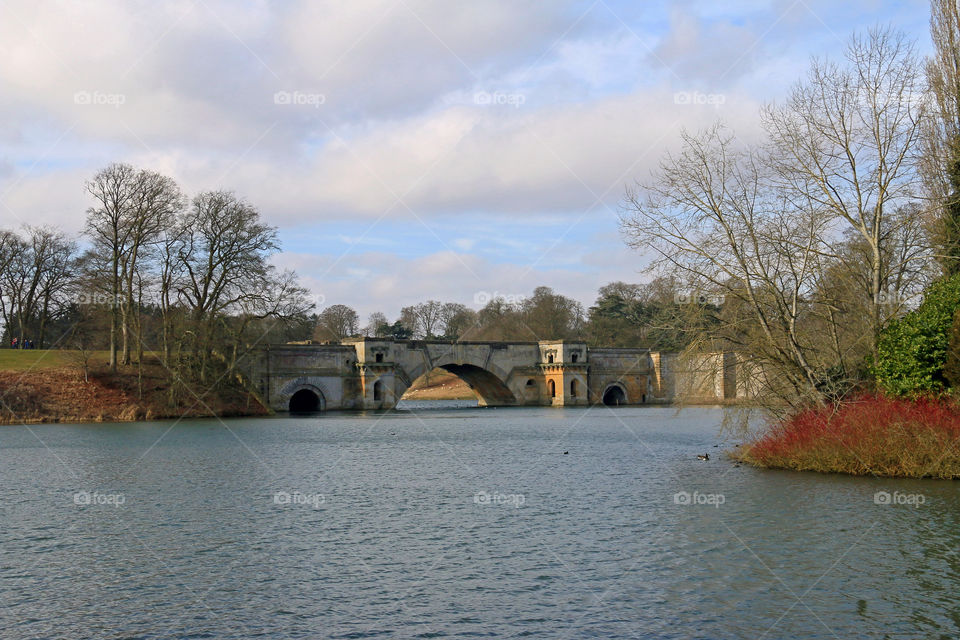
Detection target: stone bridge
<box><xmin>249</xmin><ymin>338</ymin><xmax>745</xmax><ymax>412</ymax></box>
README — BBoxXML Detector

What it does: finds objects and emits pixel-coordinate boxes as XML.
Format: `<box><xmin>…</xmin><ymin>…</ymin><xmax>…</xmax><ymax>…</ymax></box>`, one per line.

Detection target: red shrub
<box><xmin>741</xmin><ymin>394</ymin><xmax>960</xmax><ymax>478</ymax></box>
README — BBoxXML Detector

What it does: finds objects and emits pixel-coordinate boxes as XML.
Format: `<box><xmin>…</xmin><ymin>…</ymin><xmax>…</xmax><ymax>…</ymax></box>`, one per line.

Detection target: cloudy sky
<box><xmin>0</xmin><ymin>0</ymin><xmax>931</xmax><ymax>320</ymax></box>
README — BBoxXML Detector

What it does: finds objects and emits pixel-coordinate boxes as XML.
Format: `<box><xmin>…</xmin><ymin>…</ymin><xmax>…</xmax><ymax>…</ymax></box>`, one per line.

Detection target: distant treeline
<box><xmin>312</xmin><ymin>280</ymin><xmax>721</xmax><ymax>350</ymax></box>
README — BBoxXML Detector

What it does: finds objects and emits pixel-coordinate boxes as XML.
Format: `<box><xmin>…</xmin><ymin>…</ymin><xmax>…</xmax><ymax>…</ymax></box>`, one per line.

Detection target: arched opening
<box><xmin>571</xmin><ymin>353</ymin><xmax>578</xmax><ymax>363</ymax></box>
<box><xmin>375</xmin><ymin>352</ymin><xmax>383</xmax><ymax>363</ymax></box>
<box><xmin>548</xmin><ymin>380</ymin><xmax>556</xmax><ymax>398</ymax></box>
<box><xmin>570</xmin><ymin>379</ymin><xmax>578</xmax><ymax>397</ymax></box>
<box><xmin>289</xmin><ymin>389</ymin><xmax>322</xmax><ymax>413</ymax></box>
<box><xmin>373</xmin><ymin>379</ymin><xmax>383</xmax><ymax>402</ymax></box>
<box><xmin>522</xmin><ymin>378</ymin><xmax>539</xmax><ymax>403</ymax></box>
<box><xmin>547</xmin><ymin>354</ymin><xmax>554</xmax><ymax>364</ymax></box>
<box><xmin>399</xmin><ymin>364</ymin><xmax>517</xmax><ymax>407</ymax></box>
<box><xmin>602</xmin><ymin>385</ymin><xmax>627</xmax><ymax>406</ymax></box>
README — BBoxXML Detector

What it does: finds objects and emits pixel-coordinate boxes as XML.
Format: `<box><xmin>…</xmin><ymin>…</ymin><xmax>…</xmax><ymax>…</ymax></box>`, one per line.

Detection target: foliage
<box><xmin>873</xmin><ymin>274</ymin><xmax>960</xmax><ymax>396</ymax></box>
<box><xmin>944</xmin><ymin>309</ymin><xmax>960</xmax><ymax>387</ymax></box>
<box><xmin>381</xmin><ymin>320</ymin><xmax>413</xmax><ymax>340</ymax></box>
<box><xmin>586</xmin><ymin>279</ymin><xmax>721</xmax><ymax>350</ymax></box>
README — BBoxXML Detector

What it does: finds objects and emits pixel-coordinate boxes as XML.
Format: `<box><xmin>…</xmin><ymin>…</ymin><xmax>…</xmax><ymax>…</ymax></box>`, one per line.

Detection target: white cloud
<box><xmin>0</xmin><ymin>0</ymin><xmax>934</xmax><ymax>314</ymax></box>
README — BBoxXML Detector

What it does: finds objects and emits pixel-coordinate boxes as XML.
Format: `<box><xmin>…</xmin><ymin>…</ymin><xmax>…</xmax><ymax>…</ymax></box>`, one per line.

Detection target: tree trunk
<box><xmin>110</xmin><ymin>244</ymin><xmax>119</xmax><ymax>372</ymax></box>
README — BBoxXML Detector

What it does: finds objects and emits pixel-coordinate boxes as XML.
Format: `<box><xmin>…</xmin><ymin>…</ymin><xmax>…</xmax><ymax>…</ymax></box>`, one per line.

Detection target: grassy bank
<box><xmin>0</xmin><ymin>349</ymin><xmax>105</xmax><ymax>371</ymax></box>
<box><xmin>737</xmin><ymin>395</ymin><xmax>960</xmax><ymax>479</ymax></box>
<box><xmin>0</xmin><ymin>350</ymin><xmax>267</xmax><ymax>424</ymax></box>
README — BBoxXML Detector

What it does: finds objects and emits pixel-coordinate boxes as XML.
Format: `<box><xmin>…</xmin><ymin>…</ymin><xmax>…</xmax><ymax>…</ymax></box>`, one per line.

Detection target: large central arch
<box><xmin>398</xmin><ymin>350</ymin><xmax>519</xmax><ymax>406</ymax></box>
<box><xmin>434</xmin><ymin>363</ymin><xmax>517</xmax><ymax>405</ymax></box>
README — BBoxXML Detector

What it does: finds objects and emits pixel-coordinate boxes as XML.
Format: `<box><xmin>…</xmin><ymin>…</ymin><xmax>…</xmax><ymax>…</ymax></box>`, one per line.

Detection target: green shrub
<box><xmin>873</xmin><ymin>274</ymin><xmax>960</xmax><ymax>396</ymax></box>
<box><xmin>944</xmin><ymin>310</ymin><xmax>960</xmax><ymax>388</ymax></box>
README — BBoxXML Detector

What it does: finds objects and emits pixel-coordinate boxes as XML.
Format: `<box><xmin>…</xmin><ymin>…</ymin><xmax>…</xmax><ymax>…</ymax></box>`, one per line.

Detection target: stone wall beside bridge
<box><xmin>246</xmin><ymin>338</ymin><xmax>748</xmax><ymax>412</ymax></box>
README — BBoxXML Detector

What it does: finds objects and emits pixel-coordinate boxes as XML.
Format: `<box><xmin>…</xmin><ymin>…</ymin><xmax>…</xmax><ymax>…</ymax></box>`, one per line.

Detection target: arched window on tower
<box><xmin>548</xmin><ymin>380</ymin><xmax>556</xmax><ymax>398</ymax></box>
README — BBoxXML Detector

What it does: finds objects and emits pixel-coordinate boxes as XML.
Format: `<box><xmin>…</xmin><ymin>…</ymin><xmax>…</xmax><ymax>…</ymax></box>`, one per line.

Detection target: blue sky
<box><xmin>0</xmin><ymin>0</ymin><xmax>933</xmax><ymax>319</ymax></box>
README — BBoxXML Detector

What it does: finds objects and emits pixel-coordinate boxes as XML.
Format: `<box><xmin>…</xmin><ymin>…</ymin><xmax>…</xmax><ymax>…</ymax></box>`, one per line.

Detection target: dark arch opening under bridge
<box><xmin>289</xmin><ymin>389</ymin><xmax>322</xmax><ymax>413</ymax></box>
<box><xmin>602</xmin><ymin>385</ymin><xmax>627</xmax><ymax>406</ymax></box>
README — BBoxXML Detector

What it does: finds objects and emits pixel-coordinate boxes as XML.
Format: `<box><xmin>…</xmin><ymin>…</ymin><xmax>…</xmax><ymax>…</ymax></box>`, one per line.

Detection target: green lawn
<box><xmin>0</xmin><ymin>349</ymin><xmax>109</xmax><ymax>371</ymax></box>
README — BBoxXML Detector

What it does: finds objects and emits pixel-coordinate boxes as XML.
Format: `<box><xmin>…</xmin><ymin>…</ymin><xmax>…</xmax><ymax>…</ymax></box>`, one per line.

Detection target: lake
<box><xmin>1</xmin><ymin>403</ymin><xmax>957</xmax><ymax>639</ymax></box>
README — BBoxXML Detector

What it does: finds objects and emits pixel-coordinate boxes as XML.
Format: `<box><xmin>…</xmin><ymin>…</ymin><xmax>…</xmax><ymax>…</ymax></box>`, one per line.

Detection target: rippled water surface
<box><xmin>2</xmin><ymin>404</ymin><xmax>958</xmax><ymax>639</ymax></box>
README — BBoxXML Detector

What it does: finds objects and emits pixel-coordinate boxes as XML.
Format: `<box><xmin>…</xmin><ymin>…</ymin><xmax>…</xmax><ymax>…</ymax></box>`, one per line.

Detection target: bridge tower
<box><xmin>351</xmin><ymin>339</ymin><xmax>398</xmax><ymax>410</ymax></box>
<box><xmin>538</xmin><ymin>341</ymin><xmax>589</xmax><ymax>406</ymax></box>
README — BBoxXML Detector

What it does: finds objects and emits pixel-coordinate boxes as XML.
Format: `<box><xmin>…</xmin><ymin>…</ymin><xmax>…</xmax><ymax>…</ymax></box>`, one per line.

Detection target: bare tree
<box><xmin>763</xmin><ymin>26</ymin><xmax>924</xmax><ymax>357</ymax></box>
<box><xmin>621</xmin><ymin>28</ymin><xmax>932</xmax><ymax>409</ymax></box>
<box><xmin>0</xmin><ymin>227</ymin><xmax>76</xmax><ymax>348</ymax></box>
<box><xmin>230</xmin><ymin>268</ymin><xmax>314</xmax><ymax>368</ymax></box>
<box><xmin>622</xmin><ymin>125</ymin><xmax>834</xmax><ymax>407</ymax></box>
<box><xmin>365</xmin><ymin>311</ymin><xmax>388</xmax><ymax>337</ymax></box>
<box><xmin>85</xmin><ymin>163</ymin><xmax>138</xmax><ymax>371</ymax></box>
<box><xmin>177</xmin><ymin>191</ymin><xmax>279</xmax><ymax>381</ymax></box>
<box><xmin>0</xmin><ymin>230</ymin><xmax>26</xmax><ymax>344</ymax></box>
<box><xmin>440</xmin><ymin>302</ymin><xmax>476</xmax><ymax>340</ymax></box>
<box><xmin>401</xmin><ymin>300</ymin><xmax>446</xmax><ymax>338</ymax></box>
<box><xmin>520</xmin><ymin>286</ymin><xmax>585</xmax><ymax>340</ymax></box>
<box><xmin>29</xmin><ymin>227</ymin><xmax>76</xmax><ymax>348</ymax></box>
<box><xmin>85</xmin><ymin>164</ymin><xmax>184</xmax><ymax>368</ymax></box>
<box><xmin>463</xmin><ymin>296</ymin><xmax>532</xmax><ymax>341</ymax></box>
<box><xmin>157</xmin><ymin>223</ymin><xmax>187</xmax><ymax>362</ymax></box>
<box><xmin>119</xmin><ymin>170</ymin><xmax>184</xmax><ymax>365</ymax></box>
<box><xmin>315</xmin><ymin>304</ymin><xmax>360</xmax><ymax>342</ymax></box>
<box><xmin>922</xmin><ymin>0</ymin><xmax>960</xmax><ymax>273</ymax></box>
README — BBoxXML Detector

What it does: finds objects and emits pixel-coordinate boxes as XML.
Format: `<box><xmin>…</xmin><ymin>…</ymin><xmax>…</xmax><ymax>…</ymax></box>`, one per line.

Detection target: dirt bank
<box><xmin>0</xmin><ymin>364</ymin><xmax>267</xmax><ymax>424</ymax></box>
<box><xmin>402</xmin><ymin>369</ymin><xmax>476</xmax><ymax>400</ymax></box>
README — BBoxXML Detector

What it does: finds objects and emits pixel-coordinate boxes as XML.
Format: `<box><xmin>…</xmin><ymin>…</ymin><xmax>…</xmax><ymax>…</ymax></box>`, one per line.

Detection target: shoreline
<box><xmin>0</xmin><ymin>363</ymin><xmax>268</xmax><ymax>426</ymax></box>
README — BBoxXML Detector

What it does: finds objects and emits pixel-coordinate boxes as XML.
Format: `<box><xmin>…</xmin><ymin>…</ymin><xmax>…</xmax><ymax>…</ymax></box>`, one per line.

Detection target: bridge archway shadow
<box><xmin>602</xmin><ymin>385</ymin><xmax>627</xmax><ymax>406</ymax></box>
<box><xmin>289</xmin><ymin>389</ymin><xmax>322</xmax><ymax>413</ymax></box>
